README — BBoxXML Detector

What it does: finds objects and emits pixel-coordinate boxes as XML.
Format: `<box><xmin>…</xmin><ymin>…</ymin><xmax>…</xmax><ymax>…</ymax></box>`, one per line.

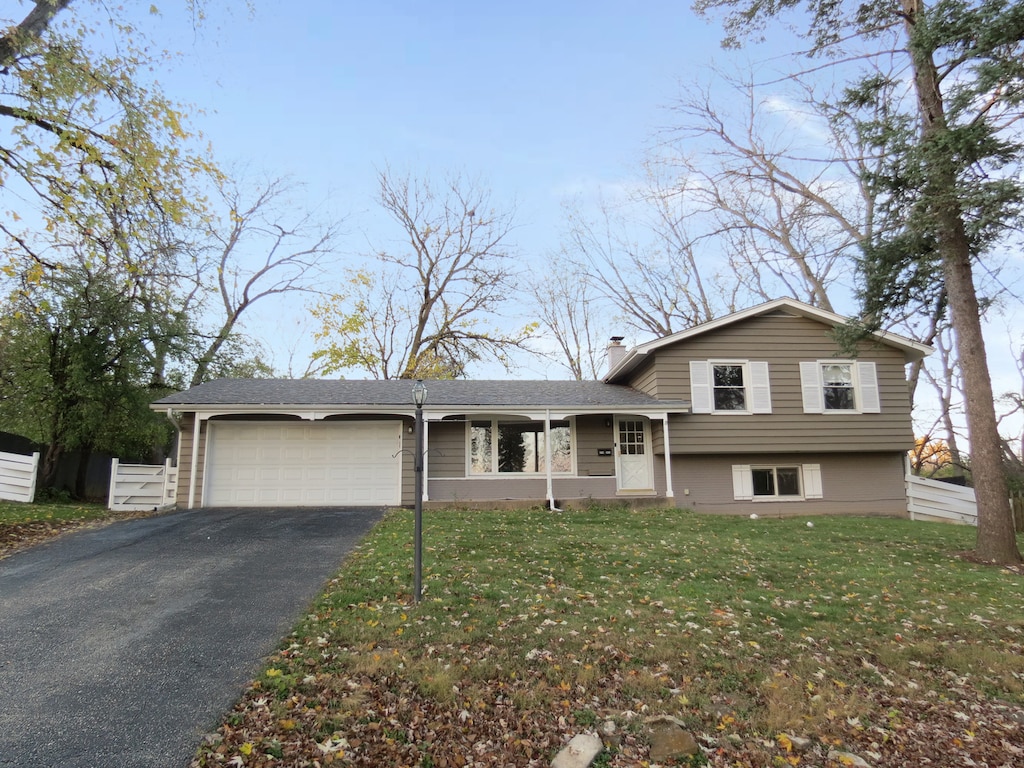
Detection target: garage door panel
<box><xmin>205</xmin><ymin>421</ymin><xmax>402</xmax><ymax>507</ymax></box>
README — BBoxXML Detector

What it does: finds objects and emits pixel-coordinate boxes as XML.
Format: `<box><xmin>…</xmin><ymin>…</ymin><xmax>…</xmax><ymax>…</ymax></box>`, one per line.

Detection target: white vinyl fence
<box><xmin>108</xmin><ymin>458</ymin><xmax>177</xmax><ymax>512</ymax></box>
<box><xmin>0</xmin><ymin>450</ymin><xmax>40</xmax><ymax>503</ymax></box>
<box><xmin>906</xmin><ymin>474</ymin><xmax>978</xmax><ymax>525</ymax></box>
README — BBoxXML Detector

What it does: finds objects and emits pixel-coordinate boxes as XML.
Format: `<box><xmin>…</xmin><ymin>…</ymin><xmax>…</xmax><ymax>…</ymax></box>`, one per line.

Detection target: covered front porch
<box><xmin>415</xmin><ymin>407</ymin><xmax>684</xmax><ymax>509</ymax></box>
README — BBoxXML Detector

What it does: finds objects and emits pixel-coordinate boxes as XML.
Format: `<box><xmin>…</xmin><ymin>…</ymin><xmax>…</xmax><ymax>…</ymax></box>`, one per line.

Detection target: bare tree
<box><xmin>527</xmin><ymin>255</ymin><xmax>615</xmax><ymax>380</ymax></box>
<box><xmin>189</xmin><ymin>174</ymin><xmax>341</xmax><ymax>386</ymax></box>
<box><xmin>656</xmin><ymin>72</ymin><xmax>874</xmax><ymax>312</ymax></box>
<box><xmin>997</xmin><ymin>341</ymin><xmax>1024</xmax><ymax>494</ymax></box>
<box><xmin>312</xmin><ymin>169</ymin><xmax>533</xmax><ymax>379</ymax></box>
<box><xmin>919</xmin><ymin>327</ymin><xmax>968</xmax><ymax>479</ymax></box>
<box><xmin>560</xmin><ymin>188</ymin><xmax>720</xmax><ymax>339</ymax></box>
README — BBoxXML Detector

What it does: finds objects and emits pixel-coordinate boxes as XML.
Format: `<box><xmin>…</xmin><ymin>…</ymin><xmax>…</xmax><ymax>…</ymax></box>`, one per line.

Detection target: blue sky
<box><xmin>29</xmin><ymin>1</ymin><xmax>1020</xmax><ymax>424</ymax></box>
<box><xmin>136</xmin><ymin>1</ymin><xmax>738</xmax><ymax>373</ymax></box>
<box><xmin>159</xmin><ymin>2</ymin><xmax>725</xmax><ymax>247</ymax></box>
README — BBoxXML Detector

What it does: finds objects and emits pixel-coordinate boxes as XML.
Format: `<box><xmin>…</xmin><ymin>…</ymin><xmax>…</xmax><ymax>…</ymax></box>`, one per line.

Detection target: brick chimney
<box><xmin>606</xmin><ymin>336</ymin><xmax>626</xmax><ymax>375</ymax></box>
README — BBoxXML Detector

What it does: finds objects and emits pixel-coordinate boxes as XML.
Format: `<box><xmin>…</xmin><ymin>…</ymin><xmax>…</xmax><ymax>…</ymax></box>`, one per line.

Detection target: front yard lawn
<box><xmin>195</xmin><ymin>509</ymin><xmax>1023</xmax><ymax>768</ymax></box>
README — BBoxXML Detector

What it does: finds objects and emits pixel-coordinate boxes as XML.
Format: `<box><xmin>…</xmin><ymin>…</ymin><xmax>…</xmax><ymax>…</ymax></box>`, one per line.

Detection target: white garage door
<box><xmin>204</xmin><ymin>421</ymin><xmax>402</xmax><ymax>507</ymax></box>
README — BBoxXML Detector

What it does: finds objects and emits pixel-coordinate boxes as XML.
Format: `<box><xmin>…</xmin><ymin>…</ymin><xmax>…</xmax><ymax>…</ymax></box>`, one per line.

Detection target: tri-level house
<box><xmin>153</xmin><ymin>299</ymin><xmax>931</xmax><ymax>516</ymax></box>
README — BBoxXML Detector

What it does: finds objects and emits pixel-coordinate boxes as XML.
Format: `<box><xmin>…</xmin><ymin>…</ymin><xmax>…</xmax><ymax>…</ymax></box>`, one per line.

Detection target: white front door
<box><xmin>615</xmin><ymin>417</ymin><xmax>654</xmax><ymax>492</ymax></box>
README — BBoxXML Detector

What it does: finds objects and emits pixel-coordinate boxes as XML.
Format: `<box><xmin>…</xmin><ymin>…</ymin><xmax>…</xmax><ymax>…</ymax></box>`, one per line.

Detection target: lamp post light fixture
<box><xmin>412</xmin><ymin>379</ymin><xmax>426</xmax><ymax>603</ymax></box>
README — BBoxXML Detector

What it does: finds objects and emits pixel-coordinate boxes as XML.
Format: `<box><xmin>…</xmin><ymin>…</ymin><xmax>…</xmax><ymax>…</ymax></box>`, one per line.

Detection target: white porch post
<box><xmin>188</xmin><ymin>414</ymin><xmax>202</xmax><ymax>509</ymax></box>
<box><xmin>662</xmin><ymin>413</ymin><xmax>674</xmax><ymax>498</ymax></box>
<box><xmin>544</xmin><ymin>409</ymin><xmax>555</xmax><ymax>508</ymax></box>
<box><xmin>422</xmin><ymin>418</ymin><xmax>430</xmax><ymax>502</ymax></box>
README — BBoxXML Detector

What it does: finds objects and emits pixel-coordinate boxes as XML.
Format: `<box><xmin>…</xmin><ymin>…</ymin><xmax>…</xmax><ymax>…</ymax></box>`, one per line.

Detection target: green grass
<box><xmin>198</xmin><ymin>509</ymin><xmax>1024</xmax><ymax>766</ymax></box>
<box><xmin>0</xmin><ymin>499</ymin><xmax>110</xmax><ymax>526</ymax></box>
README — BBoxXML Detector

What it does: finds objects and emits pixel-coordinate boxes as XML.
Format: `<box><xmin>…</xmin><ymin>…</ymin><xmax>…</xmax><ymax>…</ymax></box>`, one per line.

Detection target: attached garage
<box><xmin>204</xmin><ymin>421</ymin><xmax>402</xmax><ymax>507</ymax></box>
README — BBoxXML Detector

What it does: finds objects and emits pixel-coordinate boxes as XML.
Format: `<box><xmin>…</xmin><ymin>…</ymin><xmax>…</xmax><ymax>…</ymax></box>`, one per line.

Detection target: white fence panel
<box><xmin>108</xmin><ymin>458</ymin><xmax>176</xmax><ymax>512</ymax></box>
<box><xmin>906</xmin><ymin>474</ymin><xmax>978</xmax><ymax>525</ymax></box>
<box><xmin>0</xmin><ymin>450</ymin><xmax>40</xmax><ymax>503</ymax></box>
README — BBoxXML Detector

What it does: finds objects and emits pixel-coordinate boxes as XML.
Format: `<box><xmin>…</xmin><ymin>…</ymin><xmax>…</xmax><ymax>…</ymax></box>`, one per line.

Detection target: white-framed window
<box><xmin>799</xmin><ymin>361</ymin><xmax>880</xmax><ymax>413</ymax></box>
<box><xmin>732</xmin><ymin>463</ymin><xmax>823</xmax><ymax>501</ymax></box>
<box><xmin>690</xmin><ymin>360</ymin><xmax>772</xmax><ymax>414</ymax></box>
<box><xmin>469</xmin><ymin>419</ymin><xmax>574</xmax><ymax>475</ymax></box>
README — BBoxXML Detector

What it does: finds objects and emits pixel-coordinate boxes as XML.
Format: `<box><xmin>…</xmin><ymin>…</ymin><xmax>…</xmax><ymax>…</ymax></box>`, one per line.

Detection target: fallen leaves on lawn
<box><xmin>190</xmin><ymin>510</ymin><xmax>1024</xmax><ymax>767</ymax></box>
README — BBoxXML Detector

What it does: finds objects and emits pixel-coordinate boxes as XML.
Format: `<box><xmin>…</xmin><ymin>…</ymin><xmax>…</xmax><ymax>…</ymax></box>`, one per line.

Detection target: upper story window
<box><xmin>800</xmin><ymin>361</ymin><xmax>880</xmax><ymax>414</ymax></box>
<box><xmin>713</xmin><ymin>364</ymin><xmax>747</xmax><ymax>411</ymax></box>
<box><xmin>470</xmin><ymin>419</ymin><xmax>573</xmax><ymax>475</ymax></box>
<box><xmin>690</xmin><ymin>360</ymin><xmax>772</xmax><ymax>414</ymax></box>
<box><xmin>821</xmin><ymin>363</ymin><xmax>855</xmax><ymax>410</ymax></box>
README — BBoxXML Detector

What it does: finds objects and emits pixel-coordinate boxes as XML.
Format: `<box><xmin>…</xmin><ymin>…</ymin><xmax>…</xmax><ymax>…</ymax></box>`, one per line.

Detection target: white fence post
<box><xmin>162</xmin><ymin>458</ymin><xmax>177</xmax><ymax>506</ymax></box>
<box><xmin>0</xmin><ymin>450</ymin><xmax>40</xmax><ymax>503</ymax></box>
<box><xmin>108</xmin><ymin>459</ymin><xmax>176</xmax><ymax>512</ymax></box>
<box><xmin>108</xmin><ymin>458</ymin><xmax>120</xmax><ymax>509</ymax></box>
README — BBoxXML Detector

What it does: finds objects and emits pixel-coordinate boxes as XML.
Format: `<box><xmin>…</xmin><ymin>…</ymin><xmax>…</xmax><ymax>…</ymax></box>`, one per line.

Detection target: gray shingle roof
<box><xmin>153</xmin><ymin>378</ymin><xmax>686</xmax><ymax>410</ymax></box>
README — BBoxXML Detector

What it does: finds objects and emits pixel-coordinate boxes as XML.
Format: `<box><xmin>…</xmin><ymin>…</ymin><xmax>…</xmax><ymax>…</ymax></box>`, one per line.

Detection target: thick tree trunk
<box><xmin>942</xmin><ymin>245</ymin><xmax>1018</xmax><ymax>561</ymax></box>
<box><xmin>903</xmin><ymin>0</ymin><xmax>1021</xmax><ymax>563</ymax></box>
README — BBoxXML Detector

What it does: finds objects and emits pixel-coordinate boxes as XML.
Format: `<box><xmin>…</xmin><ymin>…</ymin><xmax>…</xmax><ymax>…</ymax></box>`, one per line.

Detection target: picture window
<box><xmin>470</xmin><ymin>419</ymin><xmax>572</xmax><ymax>474</ymax></box>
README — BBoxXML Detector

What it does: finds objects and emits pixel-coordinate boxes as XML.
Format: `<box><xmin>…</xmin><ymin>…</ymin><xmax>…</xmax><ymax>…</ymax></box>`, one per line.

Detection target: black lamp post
<box><xmin>412</xmin><ymin>379</ymin><xmax>426</xmax><ymax>603</ymax></box>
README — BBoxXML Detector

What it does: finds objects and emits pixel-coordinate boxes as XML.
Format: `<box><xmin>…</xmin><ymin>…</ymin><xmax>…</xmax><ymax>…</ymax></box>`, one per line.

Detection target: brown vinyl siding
<box><xmin>400</xmin><ymin>420</ymin><xmax>414</xmax><ymax>506</ymax></box>
<box><xmin>427</xmin><ymin>421</ymin><xmax>466</xmax><ymax>478</ymax></box>
<box><xmin>629</xmin><ymin>312</ymin><xmax>914</xmax><ymax>453</ymax></box>
<box><xmin>630</xmin><ymin>360</ymin><xmax>660</xmax><ymax>398</ymax></box>
<box><xmin>672</xmin><ymin>451</ymin><xmax>907</xmax><ymax>517</ymax></box>
<box><xmin>574</xmin><ymin>415</ymin><xmax>616</xmax><ymax>476</ymax></box>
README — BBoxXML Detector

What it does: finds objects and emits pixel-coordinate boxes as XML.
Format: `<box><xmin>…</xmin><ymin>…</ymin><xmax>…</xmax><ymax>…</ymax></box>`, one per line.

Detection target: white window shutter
<box><xmin>690</xmin><ymin>360</ymin><xmax>712</xmax><ymax>414</ymax></box>
<box><xmin>803</xmin><ymin>464</ymin><xmax>823</xmax><ymax>499</ymax></box>
<box><xmin>732</xmin><ymin>465</ymin><xmax>753</xmax><ymax>500</ymax></box>
<box><xmin>800</xmin><ymin>362</ymin><xmax>824</xmax><ymax>413</ymax></box>
<box><xmin>857</xmin><ymin>361</ymin><xmax>881</xmax><ymax>413</ymax></box>
<box><xmin>749</xmin><ymin>361</ymin><xmax>772</xmax><ymax>414</ymax></box>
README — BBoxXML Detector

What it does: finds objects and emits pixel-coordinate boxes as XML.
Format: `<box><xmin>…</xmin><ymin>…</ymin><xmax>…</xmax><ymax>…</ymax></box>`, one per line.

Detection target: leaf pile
<box><xmin>193</xmin><ymin>510</ymin><xmax>1024</xmax><ymax>767</ymax></box>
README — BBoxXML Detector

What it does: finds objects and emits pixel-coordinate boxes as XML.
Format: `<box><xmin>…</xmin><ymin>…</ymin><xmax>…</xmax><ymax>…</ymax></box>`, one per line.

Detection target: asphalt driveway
<box><xmin>0</xmin><ymin>506</ymin><xmax>387</xmax><ymax>768</ymax></box>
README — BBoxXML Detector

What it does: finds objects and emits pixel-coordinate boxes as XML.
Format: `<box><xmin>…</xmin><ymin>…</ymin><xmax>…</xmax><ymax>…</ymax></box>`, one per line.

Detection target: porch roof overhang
<box><xmin>151</xmin><ymin>378</ymin><xmax>689</xmax><ymax>422</ymax></box>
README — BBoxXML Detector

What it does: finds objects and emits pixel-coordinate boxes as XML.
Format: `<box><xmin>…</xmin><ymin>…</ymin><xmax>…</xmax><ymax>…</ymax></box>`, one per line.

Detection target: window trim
<box><xmin>690</xmin><ymin>360</ymin><xmax>772</xmax><ymax>415</ymax></box>
<box><xmin>467</xmin><ymin>417</ymin><xmax>576</xmax><ymax>476</ymax></box>
<box><xmin>799</xmin><ymin>360</ymin><xmax>880</xmax><ymax>414</ymax></box>
<box><xmin>751</xmin><ymin>465</ymin><xmax>803</xmax><ymax>498</ymax></box>
<box><xmin>732</xmin><ymin>463</ymin><xmax>823</xmax><ymax>501</ymax></box>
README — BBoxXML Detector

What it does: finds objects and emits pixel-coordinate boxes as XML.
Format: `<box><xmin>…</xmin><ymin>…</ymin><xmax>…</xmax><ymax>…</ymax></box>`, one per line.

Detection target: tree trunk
<box><xmin>941</xmin><ymin>251</ymin><xmax>1018</xmax><ymax>561</ymax></box>
<box><xmin>74</xmin><ymin>448</ymin><xmax>91</xmax><ymax>500</ymax></box>
<box><xmin>41</xmin><ymin>441</ymin><xmax>62</xmax><ymax>490</ymax></box>
<box><xmin>0</xmin><ymin>0</ymin><xmax>75</xmax><ymax>68</ymax></box>
<box><xmin>903</xmin><ymin>0</ymin><xmax>1021</xmax><ymax>563</ymax></box>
